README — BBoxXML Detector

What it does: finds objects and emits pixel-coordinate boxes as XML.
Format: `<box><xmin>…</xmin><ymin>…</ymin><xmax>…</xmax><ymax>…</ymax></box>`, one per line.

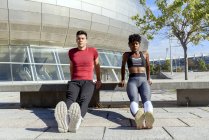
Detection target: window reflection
<box><xmin>61</xmin><ymin>65</ymin><xmax>70</xmax><ymax>80</ymax></box>
<box><xmin>11</xmin><ymin>46</ymin><xmax>29</xmax><ymax>63</ymax></box>
<box><xmin>0</xmin><ymin>46</ymin><xmax>123</xmax><ymax>82</ymax></box>
<box><xmin>35</xmin><ymin>64</ymin><xmax>60</xmax><ymax>80</ymax></box>
<box><xmin>57</xmin><ymin>49</ymin><xmax>69</xmax><ymax>64</ymax></box>
<box><xmin>12</xmin><ymin>64</ymin><xmax>32</xmax><ymax>81</ymax></box>
<box><xmin>0</xmin><ymin>64</ymin><xmax>11</xmax><ymax>81</ymax></box>
<box><xmin>31</xmin><ymin>47</ymin><xmax>56</xmax><ymax>63</ymax></box>
<box><xmin>0</xmin><ymin>46</ymin><xmax>10</xmax><ymax>62</ymax></box>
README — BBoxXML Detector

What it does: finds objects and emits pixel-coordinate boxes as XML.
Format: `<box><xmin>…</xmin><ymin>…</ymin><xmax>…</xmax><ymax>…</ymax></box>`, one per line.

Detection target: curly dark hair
<box><xmin>76</xmin><ymin>30</ymin><xmax>87</xmax><ymax>39</ymax></box>
<box><xmin>128</xmin><ymin>34</ymin><xmax>141</xmax><ymax>44</ymax></box>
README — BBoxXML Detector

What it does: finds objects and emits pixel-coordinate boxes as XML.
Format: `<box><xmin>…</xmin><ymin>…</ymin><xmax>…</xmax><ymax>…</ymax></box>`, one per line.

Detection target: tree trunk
<box><xmin>183</xmin><ymin>46</ymin><xmax>188</xmax><ymax>80</ymax></box>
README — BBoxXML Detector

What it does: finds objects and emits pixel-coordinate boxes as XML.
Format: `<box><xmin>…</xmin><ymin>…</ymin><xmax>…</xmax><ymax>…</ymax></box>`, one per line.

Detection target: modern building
<box><xmin>0</xmin><ymin>0</ymin><xmax>148</xmax><ymax>82</ymax></box>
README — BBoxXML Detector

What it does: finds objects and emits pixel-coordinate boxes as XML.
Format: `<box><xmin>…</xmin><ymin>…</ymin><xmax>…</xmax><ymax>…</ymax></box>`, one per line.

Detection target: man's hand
<box><xmin>119</xmin><ymin>80</ymin><xmax>125</xmax><ymax>87</ymax></box>
<box><xmin>95</xmin><ymin>80</ymin><xmax>102</xmax><ymax>89</ymax></box>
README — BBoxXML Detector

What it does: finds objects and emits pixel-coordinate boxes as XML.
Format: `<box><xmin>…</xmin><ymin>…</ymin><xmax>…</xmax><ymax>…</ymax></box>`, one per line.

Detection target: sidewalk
<box><xmin>0</xmin><ymin>91</ymin><xmax>209</xmax><ymax>139</ymax></box>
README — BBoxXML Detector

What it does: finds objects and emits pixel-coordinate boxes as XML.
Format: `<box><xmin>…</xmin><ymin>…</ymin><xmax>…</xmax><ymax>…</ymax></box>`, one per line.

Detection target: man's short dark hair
<box><xmin>128</xmin><ymin>34</ymin><xmax>141</xmax><ymax>44</ymax></box>
<box><xmin>76</xmin><ymin>30</ymin><xmax>87</xmax><ymax>39</ymax></box>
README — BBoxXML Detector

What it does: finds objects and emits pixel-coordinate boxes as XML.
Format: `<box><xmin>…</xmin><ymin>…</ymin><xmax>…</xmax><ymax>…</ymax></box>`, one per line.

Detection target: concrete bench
<box><xmin>0</xmin><ymin>80</ymin><xmax>209</xmax><ymax>107</ymax></box>
<box><xmin>0</xmin><ymin>82</ymin><xmax>118</xmax><ymax>108</ymax></box>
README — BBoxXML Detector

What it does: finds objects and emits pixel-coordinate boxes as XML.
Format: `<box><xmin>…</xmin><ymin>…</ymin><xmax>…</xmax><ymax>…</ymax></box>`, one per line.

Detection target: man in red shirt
<box><xmin>54</xmin><ymin>30</ymin><xmax>101</xmax><ymax>133</ymax></box>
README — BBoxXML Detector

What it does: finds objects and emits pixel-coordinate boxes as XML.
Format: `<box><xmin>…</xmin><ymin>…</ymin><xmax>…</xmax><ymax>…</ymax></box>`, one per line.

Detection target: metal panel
<box><xmin>91</xmin><ymin>22</ymin><xmax>108</xmax><ymax>33</ymax></box>
<box><xmin>0</xmin><ymin>0</ymin><xmax>7</xmax><ymax>9</ymax></box>
<box><xmin>82</xmin><ymin>2</ymin><xmax>101</xmax><ymax>15</ymax></box>
<box><xmin>109</xmin><ymin>19</ymin><xmax>123</xmax><ymax>29</ymax></box>
<box><xmin>0</xmin><ymin>9</ymin><xmax>8</xmax><ymax>21</ymax></box>
<box><xmin>70</xmin><ymin>8</ymin><xmax>91</xmax><ymax>21</ymax></box>
<box><xmin>42</xmin><ymin>25</ymin><xmax>68</xmax><ymax>34</ymax></box>
<box><xmin>10</xmin><ymin>23</ymin><xmax>40</xmax><ymax>32</ymax></box>
<box><xmin>42</xmin><ymin>13</ymin><xmax>69</xmax><ymax>27</ymax></box>
<box><xmin>102</xmin><ymin>8</ymin><xmax>116</xmax><ymax>19</ymax></box>
<box><xmin>0</xmin><ymin>23</ymin><xmax>8</xmax><ymax>31</ymax></box>
<box><xmin>8</xmin><ymin>0</ymin><xmax>41</xmax><ymax>13</ymax></box>
<box><xmin>57</xmin><ymin>0</ymin><xmax>81</xmax><ymax>9</ymax></box>
<box><xmin>42</xmin><ymin>3</ymin><xmax>69</xmax><ymax>17</ymax></box>
<box><xmin>10</xmin><ymin>31</ymin><xmax>40</xmax><ymax>40</ymax></box>
<box><xmin>108</xmin><ymin>26</ymin><xmax>121</xmax><ymax>35</ymax></box>
<box><xmin>92</xmin><ymin>14</ymin><xmax>109</xmax><ymax>25</ymax></box>
<box><xmin>69</xmin><ymin>18</ymin><xmax>91</xmax><ymax>30</ymax></box>
<box><xmin>41</xmin><ymin>32</ymin><xmax>66</xmax><ymax>43</ymax></box>
<box><xmin>9</xmin><ymin>10</ymin><xmax>41</xmax><ymax>25</ymax></box>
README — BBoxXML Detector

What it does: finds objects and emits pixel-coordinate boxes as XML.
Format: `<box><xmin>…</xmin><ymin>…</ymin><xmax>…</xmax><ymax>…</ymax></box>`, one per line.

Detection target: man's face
<box><xmin>129</xmin><ymin>41</ymin><xmax>140</xmax><ymax>52</ymax></box>
<box><xmin>76</xmin><ymin>34</ymin><xmax>87</xmax><ymax>49</ymax></box>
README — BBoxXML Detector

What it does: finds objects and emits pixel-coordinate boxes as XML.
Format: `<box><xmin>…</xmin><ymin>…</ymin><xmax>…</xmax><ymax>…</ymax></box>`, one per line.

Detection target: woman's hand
<box><xmin>119</xmin><ymin>80</ymin><xmax>125</xmax><ymax>87</ymax></box>
<box><xmin>148</xmin><ymin>79</ymin><xmax>152</xmax><ymax>85</ymax></box>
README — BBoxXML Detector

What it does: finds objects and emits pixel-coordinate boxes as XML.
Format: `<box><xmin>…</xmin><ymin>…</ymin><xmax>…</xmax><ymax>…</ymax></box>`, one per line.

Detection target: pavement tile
<box><xmin>154</xmin><ymin>112</ymin><xmax>199</xmax><ymax>119</ymax></box>
<box><xmin>164</xmin><ymin>127</ymin><xmax>209</xmax><ymax>139</ymax></box>
<box><xmin>37</xmin><ymin>127</ymin><xmax>105</xmax><ymax>140</ymax></box>
<box><xmin>180</xmin><ymin>118</ymin><xmax>209</xmax><ymax>127</ymax></box>
<box><xmin>0</xmin><ymin>128</ymin><xmax>47</xmax><ymax>139</ymax></box>
<box><xmin>103</xmin><ymin>127</ymin><xmax>172</xmax><ymax>140</ymax></box>
<box><xmin>81</xmin><ymin>118</ymin><xmax>131</xmax><ymax>127</ymax></box>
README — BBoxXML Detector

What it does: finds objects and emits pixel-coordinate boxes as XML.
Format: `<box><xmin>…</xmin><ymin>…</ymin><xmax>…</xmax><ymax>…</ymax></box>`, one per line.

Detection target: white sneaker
<box><xmin>68</xmin><ymin>102</ymin><xmax>81</xmax><ymax>133</ymax></box>
<box><xmin>54</xmin><ymin>101</ymin><xmax>69</xmax><ymax>133</ymax></box>
<box><xmin>135</xmin><ymin>108</ymin><xmax>145</xmax><ymax>129</ymax></box>
<box><xmin>144</xmin><ymin>112</ymin><xmax>154</xmax><ymax>129</ymax></box>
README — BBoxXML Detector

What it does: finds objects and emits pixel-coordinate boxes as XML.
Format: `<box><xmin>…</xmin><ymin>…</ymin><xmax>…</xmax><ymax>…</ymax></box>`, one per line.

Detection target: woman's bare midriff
<box><xmin>128</xmin><ymin>67</ymin><xmax>146</xmax><ymax>74</ymax></box>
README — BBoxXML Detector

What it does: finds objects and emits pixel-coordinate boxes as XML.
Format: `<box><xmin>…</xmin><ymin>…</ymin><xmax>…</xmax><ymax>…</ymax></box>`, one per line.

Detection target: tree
<box><xmin>162</xmin><ymin>59</ymin><xmax>171</xmax><ymax>71</ymax></box>
<box><xmin>198</xmin><ymin>59</ymin><xmax>207</xmax><ymax>71</ymax></box>
<box><xmin>150</xmin><ymin>64</ymin><xmax>155</xmax><ymax>75</ymax></box>
<box><xmin>188</xmin><ymin>58</ymin><xmax>196</xmax><ymax>71</ymax></box>
<box><xmin>132</xmin><ymin>0</ymin><xmax>209</xmax><ymax>80</ymax></box>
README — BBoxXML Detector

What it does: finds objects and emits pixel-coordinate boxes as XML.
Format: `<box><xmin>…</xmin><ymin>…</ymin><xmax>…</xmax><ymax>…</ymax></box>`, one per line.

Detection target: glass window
<box><xmin>0</xmin><ymin>64</ymin><xmax>11</xmax><ymax>81</ymax></box>
<box><xmin>10</xmin><ymin>46</ymin><xmax>29</xmax><ymax>63</ymax></box>
<box><xmin>61</xmin><ymin>65</ymin><xmax>70</xmax><ymax>80</ymax></box>
<box><xmin>12</xmin><ymin>64</ymin><xmax>32</xmax><ymax>81</ymax></box>
<box><xmin>0</xmin><ymin>46</ymin><xmax>10</xmax><ymax>62</ymax></box>
<box><xmin>98</xmin><ymin>52</ymin><xmax>110</xmax><ymax>66</ymax></box>
<box><xmin>57</xmin><ymin>49</ymin><xmax>69</xmax><ymax>64</ymax></box>
<box><xmin>34</xmin><ymin>64</ymin><xmax>60</xmax><ymax>80</ymax></box>
<box><xmin>31</xmin><ymin>47</ymin><xmax>56</xmax><ymax>63</ymax></box>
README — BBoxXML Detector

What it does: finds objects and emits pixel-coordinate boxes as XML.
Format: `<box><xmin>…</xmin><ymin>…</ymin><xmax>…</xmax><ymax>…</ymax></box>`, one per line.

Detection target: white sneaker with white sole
<box><xmin>68</xmin><ymin>102</ymin><xmax>81</xmax><ymax>133</ymax></box>
<box><xmin>54</xmin><ymin>101</ymin><xmax>69</xmax><ymax>133</ymax></box>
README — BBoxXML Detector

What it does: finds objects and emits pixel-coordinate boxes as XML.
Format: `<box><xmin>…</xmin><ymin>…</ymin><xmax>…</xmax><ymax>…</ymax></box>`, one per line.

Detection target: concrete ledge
<box><xmin>177</xmin><ymin>89</ymin><xmax>209</xmax><ymax>106</ymax></box>
<box><xmin>1</xmin><ymin>80</ymin><xmax>209</xmax><ymax>107</ymax></box>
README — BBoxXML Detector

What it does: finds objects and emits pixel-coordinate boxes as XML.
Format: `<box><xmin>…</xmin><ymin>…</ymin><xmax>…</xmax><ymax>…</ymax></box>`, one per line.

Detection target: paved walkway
<box><xmin>0</xmin><ymin>91</ymin><xmax>209</xmax><ymax>139</ymax></box>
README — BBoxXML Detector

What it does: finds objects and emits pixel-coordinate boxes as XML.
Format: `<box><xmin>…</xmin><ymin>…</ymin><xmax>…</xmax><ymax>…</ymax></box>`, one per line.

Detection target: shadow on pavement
<box><xmin>0</xmin><ymin>103</ymin><xmax>21</xmax><ymax>109</ymax></box>
<box><xmin>88</xmin><ymin>108</ymin><xmax>135</xmax><ymax>128</ymax></box>
<box><xmin>26</xmin><ymin>108</ymin><xmax>58</xmax><ymax>133</ymax></box>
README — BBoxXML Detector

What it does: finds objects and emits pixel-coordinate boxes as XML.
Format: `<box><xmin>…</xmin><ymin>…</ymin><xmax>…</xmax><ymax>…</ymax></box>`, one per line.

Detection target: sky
<box><xmin>144</xmin><ymin>0</ymin><xmax>209</xmax><ymax>60</ymax></box>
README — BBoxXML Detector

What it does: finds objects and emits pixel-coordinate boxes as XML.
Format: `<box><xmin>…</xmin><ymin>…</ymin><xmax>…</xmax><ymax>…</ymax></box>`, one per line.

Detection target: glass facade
<box><xmin>0</xmin><ymin>0</ymin><xmax>146</xmax><ymax>83</ymax></box>
<box><xmin>0</xmin><ymin>45</ymin><xmax>127</xmax><ymax>82</ymax></box>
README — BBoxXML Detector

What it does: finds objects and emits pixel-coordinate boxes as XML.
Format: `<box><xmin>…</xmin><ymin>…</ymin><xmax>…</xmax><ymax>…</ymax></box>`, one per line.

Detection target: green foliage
<box><xmin>161</xmin><ymin>59</ymin><xmax>171</xmax><ymax>71</ymax></box>
<box><xmin>176</xmin><ymin>67</ymin><xmax>183</xmax><ymax>72</ymax></box>
<box><xmin>134</xmin><ymin>0</ymin><xmax>209</xmax><ymax>44</ymax></box>
<box><xmin>133</xmin><ymin>0</ymin><xmax>209</xmax><ymax>80</ymax></box>
<box><xmin>150</xmin><ymin>64</ymin><xmax>155</xmax><ymax>75</ymax></box>
<box><xmin>207</xmin><ymin>64</ymin><xmax>209</xmax><ymax>71</ymax></box>
<box><xmin>198</xmin><ymin>59</ymin><xmax>207</xmax><ymax>71</ymax></box>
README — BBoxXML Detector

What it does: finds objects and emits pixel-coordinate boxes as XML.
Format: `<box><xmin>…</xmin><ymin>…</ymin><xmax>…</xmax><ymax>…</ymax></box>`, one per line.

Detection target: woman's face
<box><xmin>129</xmin><ymin>41</ymin><xmax>140</xmax><ymax>52</ymax></box>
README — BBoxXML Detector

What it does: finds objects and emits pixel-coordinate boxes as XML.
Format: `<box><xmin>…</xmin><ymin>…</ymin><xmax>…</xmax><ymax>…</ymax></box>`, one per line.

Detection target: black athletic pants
<box><xmin>66</xmin><ymin>80</ymin><xmax>95</xmax><ymax>118</ymax></box>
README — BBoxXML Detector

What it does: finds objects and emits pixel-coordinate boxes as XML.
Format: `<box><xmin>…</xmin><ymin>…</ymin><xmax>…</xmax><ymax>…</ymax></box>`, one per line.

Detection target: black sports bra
<box><xmin>127</xmin><ymin>51</ymin><xmax>146</xmax><ymax>68</ymax></box>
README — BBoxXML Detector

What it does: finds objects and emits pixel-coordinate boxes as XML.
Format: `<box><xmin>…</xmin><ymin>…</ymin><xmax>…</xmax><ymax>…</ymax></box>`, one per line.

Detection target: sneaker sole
<box><xmin>54</xmin><ymin>101</ymin><xmax>68</xmax><ymax>133</ymax></box>
<box><xmin>68</xmin><ymin>103</ymin><xmax>81</xmax><ymax>133</ymax></box>
<box><xmin>135</xmin><ymin>109</ymin><xmax>144</xmax><ymax>129</ymax></box>
<box><xmin>145</xmin><ymin>112</ymin><xmax>154</xmax><ymax>129</ymax></box>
